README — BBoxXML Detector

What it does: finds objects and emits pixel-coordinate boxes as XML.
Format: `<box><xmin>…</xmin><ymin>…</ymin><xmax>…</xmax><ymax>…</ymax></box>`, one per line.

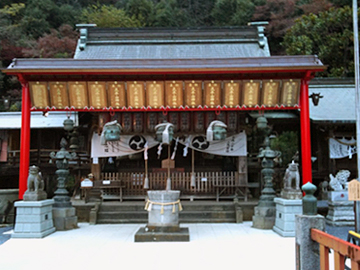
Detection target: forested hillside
<box><xmin>0</xmin><ymin>0</ymin><xmax>355</xmax><ymax>98</ymax></box>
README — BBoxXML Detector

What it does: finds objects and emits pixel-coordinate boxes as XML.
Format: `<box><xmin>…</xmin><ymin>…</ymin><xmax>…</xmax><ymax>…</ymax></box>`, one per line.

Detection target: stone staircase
<box><xmin>95</xmin><ymin>201</ymin><xmax>239</xmax><ymax>224</ymax></box>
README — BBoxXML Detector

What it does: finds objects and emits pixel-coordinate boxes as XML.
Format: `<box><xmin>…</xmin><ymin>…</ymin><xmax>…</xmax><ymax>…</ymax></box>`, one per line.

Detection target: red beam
<box><xmin>300</xmin><ymin>77</ymin><xmax>312</xmax><ymax>184</ymax></box>
<box><xmin>18</xmin><ymin>75</ymin><xmax>31</xmax><ymax>199</ymax></box>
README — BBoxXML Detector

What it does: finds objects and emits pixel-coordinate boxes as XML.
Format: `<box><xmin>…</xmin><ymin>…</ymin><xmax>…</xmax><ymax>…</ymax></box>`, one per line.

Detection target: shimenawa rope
<box><xmin>145</xmin><ymin>199</ymin><xmax>183</xmax><ymax>214</ymax></box>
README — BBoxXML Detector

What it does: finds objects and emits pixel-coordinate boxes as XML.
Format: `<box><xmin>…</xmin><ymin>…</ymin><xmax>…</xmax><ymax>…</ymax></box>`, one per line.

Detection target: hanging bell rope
<box><xmin>144</xmin><ymin>199</ymin><xmax>183</xmax><ymax>214</ymax></box>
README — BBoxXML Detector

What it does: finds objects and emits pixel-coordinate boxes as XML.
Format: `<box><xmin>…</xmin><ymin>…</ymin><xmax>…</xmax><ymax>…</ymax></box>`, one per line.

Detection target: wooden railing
<box><xmin>100</xmin><ymin>171</ymin><xmax>247</xmax><ymax>200</ymax></box>
<box><xmin>311</xmin><ymin>228</ymin><xmax>360</xmax><ymax>270</ymax></box>
<box><xmin>6</xmin><ymin>149</ymin><xmax>91</xmax><ymax>167</ymax></box>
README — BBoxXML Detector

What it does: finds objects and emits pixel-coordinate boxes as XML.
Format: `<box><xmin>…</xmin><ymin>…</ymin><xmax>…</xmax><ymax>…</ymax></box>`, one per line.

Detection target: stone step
<box><xmin>97</xmin><ymin>218</ymin><xmax>147</xmax><ymax>224</ymax></box>
<box><xmin>180</xmin><ymin>218</ymin><xmax>235</xmax><ymax>223</ymax></box>
<box><xmin>96</xmin><ymin>210</ymin><xmax>236</xmax><ymax>224</ymax></box>
<box><xmin>97</xmin><ymin>217</ymin><xmax>235</xmax><ymax>224</ymax></box>
<box><xmin>98</xmin><ymin>202</ymin><xmax>235</xmax><ymax>212</ymax></box>
<box><xmin>97</xmin><ymin>211</ymin><xmax>147</xmax><ymax>220</ymax></box>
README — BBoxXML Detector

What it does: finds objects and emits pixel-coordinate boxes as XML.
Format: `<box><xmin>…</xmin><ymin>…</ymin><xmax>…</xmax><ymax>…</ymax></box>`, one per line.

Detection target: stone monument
<box><xmin>326</xmin><ymin>170</ymin><xmax>354</xmax><ymax>226</ymax></box>
<box><xmin>135</xmin><ymin>122</ymin><xmax>189</xmax><ymax>242</ymax></box>
<box><xmin>273</xmin><ymin>161</ymin><xmax>303</xmax><ymax>237</ymax></box>
<box><xmin>135</xmin><ymin>190</ymin><xmax>189</xmax><ymax>242</ymax></box>
<box><xmin>12</xmin><ymin>166</ymin><xmax>56</xmax><ymax>238</ymax></box>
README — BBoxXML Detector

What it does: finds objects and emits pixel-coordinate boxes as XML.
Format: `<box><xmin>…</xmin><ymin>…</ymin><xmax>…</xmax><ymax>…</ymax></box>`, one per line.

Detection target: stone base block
<box><xmin>273</xmin><ymin>226</ymin><xmax>295</xmax><ymax>237</ymax></box>
<box><xmin>252</xmin><ymin>205</ymin><xmax>276</xmax><ymax>229</ymax></box>
<box><xmin>23</xmin><ymin>191</ymin><xmax>47</xmax><ymax>201</ymax></box>
<box><xmin>252</xmin><ymin>215</ymin><xmax>275</xmax><ymax>229</ymax></box>
<box><xmin>235</xmin><ymin>206</ymin><xmax>243</xmax><ymax>223</ymax></box>
<box><xmin>134</xmin><ymin>227</ymin><xmax>189</xmax><ymax>242</ymax></box>
<box><xmin>281</xmin><ymin>190</ymin><xmax>302</xmax><ymax>200</ymax></box>
<box><xmin>12</xmin><ymin>199</ymin><xmax>55</xmax><ymax>238</ymax></box>
<box><xmin>273</xmin><ymin>198</ymin><xmax>302</xmax><ymax>237</ymax></box>
<box><xmin>328</xmin><ymin>191</ymin><xmax>348</xmax><ymax>201</ymax></box>
<box><xmin>52</xmin><ymin>207</ymin><xmax>78</xmax><ymax>231</ymax></box>
<box><xmin>326</xmin><ymin>200</ymin><xmax>354</xmax><ymax>226</ymax></box>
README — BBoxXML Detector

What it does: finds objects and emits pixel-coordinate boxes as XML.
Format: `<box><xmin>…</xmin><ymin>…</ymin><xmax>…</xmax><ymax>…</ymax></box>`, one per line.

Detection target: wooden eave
<box><xmin>3</xmin><ymin>55</ymin><xmax>325</xmax><ymax>77</ymax></box>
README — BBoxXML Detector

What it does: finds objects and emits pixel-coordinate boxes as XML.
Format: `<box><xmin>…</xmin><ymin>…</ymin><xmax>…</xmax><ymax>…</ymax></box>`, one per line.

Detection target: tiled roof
<box><xmin>74</xmin><ymin>25</ymin><xmax>270</xmax><ymax>60</ymax></box>
<box><xmin>309</xmin><ymin>79</ymin><xmax>355</xmax><ymax>122</ymax></box>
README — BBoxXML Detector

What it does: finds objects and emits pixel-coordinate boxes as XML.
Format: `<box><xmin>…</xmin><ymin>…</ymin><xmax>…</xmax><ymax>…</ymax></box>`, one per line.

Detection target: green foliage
<box><xmin>9</xmin><ymin>101</ymin><xmax>21</xmax><ymax>111</ymax></box>
<box><xmin>153</xmin><ymin>0</ymin><xmax>191</xmax><ymax>27</ymax></box>
<box><xmin>329</xmin><ymin>0</ymin><xmax>351</xmax><ymax>7</ymax></box>
<box><xmin>282</xmin><ymin>6</ymin><xmax>354</xmax><ymax>77</ymax></box>
<box><xmin>80</xmin><ymin>4</ymin><xmax>142</xmax><ymax>27</ymax></box>
<box><xmin>253</xmin><ymin>0</ymin><xmax>333</xmax><ymax>55</ymax></box>
<box><xmin>211</xmin><ymin>0</ymin><xmax>255</xmax><ymax>26</ymax></box>
<box><xmin>270</xmin><ymin>131</ymin><xmax>299</xmax><ymax>166</ymax></box>
<box><xmin>176</xmin><ymin>0</ymin><xmax>217</xmax><ymax>26</ymax></box>
<box><xmin>0</xmin><ymin>3</ymin><xmax>25</xmax><ymax>18</ymax></box>
<box><xmin>125</xmin><ymin>0</ymin><xmax>155</xmax><ymax>26</ymax></box>
<box><xmin>22</xmin><ymin>24</ymin><xmax>78</xmax><ymax>58</ymax></box>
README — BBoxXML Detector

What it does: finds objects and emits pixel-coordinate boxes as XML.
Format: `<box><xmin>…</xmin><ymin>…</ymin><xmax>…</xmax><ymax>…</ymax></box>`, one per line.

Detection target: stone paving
<box><xmin>0</xmin><ymin>222</ymin><xmax>295</xmax><ymax>270</ymax></box>
<box><xmin>0</xmin><ymin>221</ymin><xmax>354</xmax><ymax>270</ymax></box>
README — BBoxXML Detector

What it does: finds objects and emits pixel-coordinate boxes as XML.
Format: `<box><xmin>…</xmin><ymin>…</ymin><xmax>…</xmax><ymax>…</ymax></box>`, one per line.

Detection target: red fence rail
<box><xmin>311</xmin><ymin>228</ymin><xmax>360</xmax><ymax>270</ymax></box>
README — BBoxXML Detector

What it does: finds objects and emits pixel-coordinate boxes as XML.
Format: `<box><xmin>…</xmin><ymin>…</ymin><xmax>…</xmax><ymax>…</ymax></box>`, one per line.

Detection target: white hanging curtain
<box><xmin>329</xmin><ymin>137</ymin><xmax>357</xmax><ymax>159</ymax></box>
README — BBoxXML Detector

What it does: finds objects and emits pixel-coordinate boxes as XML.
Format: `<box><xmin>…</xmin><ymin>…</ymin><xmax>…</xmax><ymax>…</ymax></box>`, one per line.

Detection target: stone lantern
<box><xmin>257</xmin><ymin>136</ymin><xmax>277</xmax><ymax>208</ymax></box>
<box><xmin>49</xmin><ymin>137</ymin><xmax>78</xmax><ymax>230</ymax></box>
<box><xmin>50</xmin><ymin>138</ymin><xmax>76</xmax><ymax>208</ymax></box>
<box><xmin>252</xmin><ymin>116</ymin><xmax>281</xmax><ymax>229</ymax></box>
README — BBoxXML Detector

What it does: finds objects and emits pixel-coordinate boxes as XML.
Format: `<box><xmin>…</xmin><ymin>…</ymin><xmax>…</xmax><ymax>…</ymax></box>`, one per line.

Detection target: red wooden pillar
<box><xmin>18</xmin><ymin>75</ymin><xmax>31</xmax><ymax>199</ymax></box>
<box><xmin>300</xmin><ymin>78</ymin><xmax>312</xmax><ymax>185</ymax></box>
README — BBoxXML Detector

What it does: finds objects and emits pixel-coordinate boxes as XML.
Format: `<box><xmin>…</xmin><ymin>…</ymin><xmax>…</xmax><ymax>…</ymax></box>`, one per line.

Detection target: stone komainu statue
<box><xmin>283</xmin><ymin>161</ymin><xmax>300</xmax><ymax>190</ymax></box>
<box><xmin>27</xmin><ymin>165</ymin><xmax>44</xmax><ymax>192</ymax></box>
<box><xmin>329</xmin><ymin>169</ymin><xmax>351</xmax><ymax>191</ymax></box>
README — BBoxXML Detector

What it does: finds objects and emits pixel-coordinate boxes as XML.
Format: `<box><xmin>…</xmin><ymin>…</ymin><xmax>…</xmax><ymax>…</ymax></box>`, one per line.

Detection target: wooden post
<box><xmin>191</xmin><ymin>148</ymin><xmax>195</xmax><ymax>187</ymax></box>
<box><xmin>18</xmin><ymin>75</ymin><xmax>31</xmax><ymax>199</ymax></box>
<box><xmin>166</xmin><ymin>144</ymin><xmax>171</xmax><ymax>190</ymax></box>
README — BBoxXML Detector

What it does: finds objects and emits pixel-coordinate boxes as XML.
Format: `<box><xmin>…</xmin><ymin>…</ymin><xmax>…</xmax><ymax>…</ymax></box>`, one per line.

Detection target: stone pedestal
<box><xmin>328</xmin><ymin>190</ymin><xmax>348</xmax><ymax>201</ymax></box>
<box><xmin>281</xmin><ymin>189</ymin><xmax>302</xmax><ymax>200</ymax></box>
<box><xmin>23</xmin><ymin>190</ymin><xmax>47</xmax><ymax>201</ymax></box>
<box><xmin>135</xmin><ymin>190</ymin><xmax>189</xmax><ymax>242</ymax></box>
<box><xmin>12</xmin><ymin>199</ymin><xmax>56</xmax><ymax>238</ymax></box>
<box><xmin>326</xmin><ymin>200</ymin><xmax>354</xmax><ymax>226</ymax></box>
<box><xmin>53</xmin><ymin>207</ymin><xmax>78</xmax><ymax>231</ymax></box>
<box><xmin>252</xmin><ymin>205</ymin><xmax>276</xmax><ymax>229</ymax></box>
<box><xmin>273</xmin><ymin>198</ymin><xmax>302</xmax><ymax>237</ymax></box>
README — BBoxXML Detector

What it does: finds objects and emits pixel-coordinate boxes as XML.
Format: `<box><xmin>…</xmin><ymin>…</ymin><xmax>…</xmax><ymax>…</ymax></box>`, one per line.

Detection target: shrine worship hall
<box><xmin>4</xmin><ymin>25</ymin><xmax>325</xmax><ymax>216</ymax></box>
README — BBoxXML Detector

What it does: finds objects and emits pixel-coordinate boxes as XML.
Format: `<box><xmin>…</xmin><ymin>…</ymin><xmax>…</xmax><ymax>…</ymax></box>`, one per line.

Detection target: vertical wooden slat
<box><xmin>351</xmin><ymin>260</ymin><xmax>360</xmax><ymax>270</ymax></box>
<box><xmin>334</xmin><ymin>251</ymin><xmax>345</xmax><ymax>270</ymax></box>
<box><xmin>319</xmin><ymin>245</ymin><xmax>330</xmax><ymax>270</ymax></box>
